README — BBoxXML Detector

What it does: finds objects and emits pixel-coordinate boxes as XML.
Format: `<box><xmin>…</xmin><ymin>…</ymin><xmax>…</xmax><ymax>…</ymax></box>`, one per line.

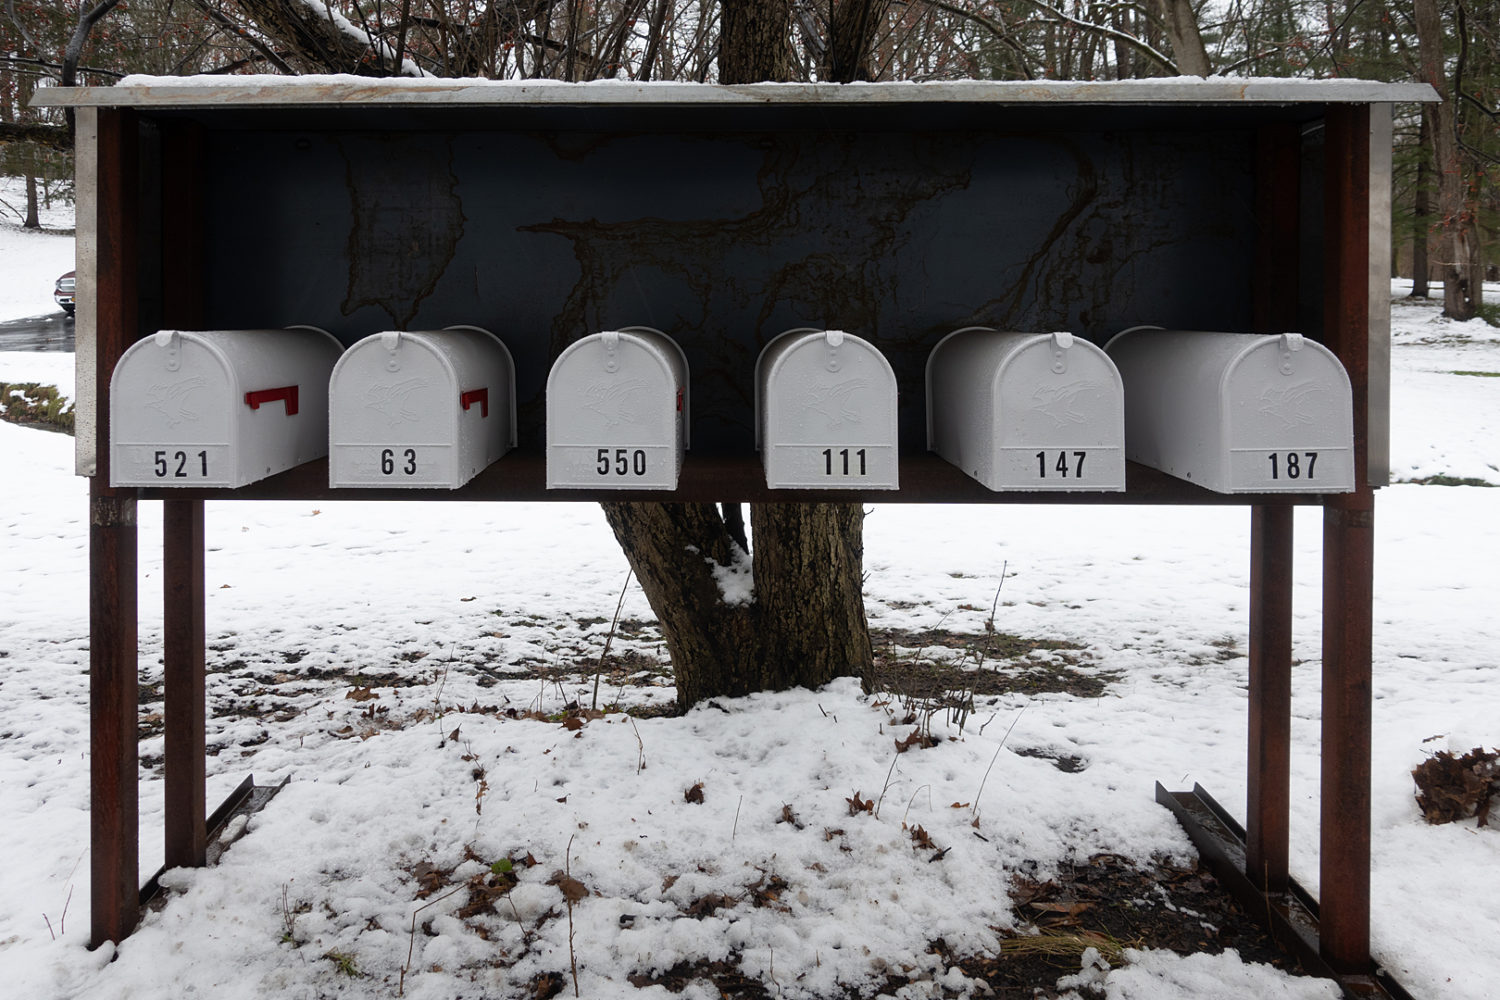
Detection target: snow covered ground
<box><xmin>0</xmin><ymin>216</ymin><xmax>1497</xmax><ymax>999</ymax></box>
<box><xmin>0</xmin><ymin>177</ymin><xmax>76</xmax><ymax>322</ymax></box>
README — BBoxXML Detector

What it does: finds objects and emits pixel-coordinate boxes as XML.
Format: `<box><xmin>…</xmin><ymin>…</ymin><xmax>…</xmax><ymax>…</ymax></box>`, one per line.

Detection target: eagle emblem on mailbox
<box><xmin>1029</xmin><ymin>379</ymin><xmax>1106</xmax><ymax>427</ymax></box>
<box><xmin>364</xmin><ymin>378</ymin><xmax>431</xmax><ymax>426</ymax></box>
<box><xmin>803</xmin><ymin>377</ymin><xmax>869</xmax><ymax>427</ymax></box>
<box><xmin>1256</xmin><ymin>381</ymin><xmax>1328</xmax><ymax>428</ymax></box>
<box><xmin>145</xmin><ymin>376</ymin><xmax>207</xmax><ymax>427</ymax></box>
<box><xmin>583</xmin><ymin>378</ymin><xmax>648</xmax><ymax>427</ymax></box>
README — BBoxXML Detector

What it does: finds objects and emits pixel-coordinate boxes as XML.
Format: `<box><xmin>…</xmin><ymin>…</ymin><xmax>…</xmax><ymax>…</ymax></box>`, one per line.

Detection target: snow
<box><xmin>0</xmin><ymin>177</ymin><xmax>76</xmax><ymax>322</ymax></box>
<box><xmin>108</xmin><ymin>74</ymin><xmax>1413</xmax><ymax>92</ymax></box>
<box><xmin>1</xmin><ymin>215</ymin><xmax>1498</xmax><ymax>998</ymax></box>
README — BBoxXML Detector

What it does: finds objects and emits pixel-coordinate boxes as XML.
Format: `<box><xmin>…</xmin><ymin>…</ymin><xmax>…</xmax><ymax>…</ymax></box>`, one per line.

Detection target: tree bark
<box><xmin>1152</xmin><ymin>0</ymin><xmax>1211</xmax><ymax>76</ymax></box>
<box><xmin>600</xmin><ymin>501</ymin><xmax>872</xmax><ymax>710</ymax></box>
<box><xmin>718</xmin><ymin>0</ymin><xmax>793</xmax><ymax>84</ymax></box>
<box><xmin>749</xmin><ymin>503</ymin><xmax>872</xmax><ymax>692</ymax></box>
<box><xmin>825</xmin><ymin>0</ymin><xmax>889</xmax><ymax>82</ymax></box>
<box><xmin>1415</xmin><ymin>0</ymin><xmax>1478</xmax><ymax>319</ymax></box>
<box><xmin>229</xmin><ymin>0</ymin><xmax>413</xmax><ymax>76</ymax></box>
<box><xmin>1412</xmin><ymin>108</ymin><xmax>1430</xmax><ymax>298</ymax></box>
<box><xmin>24</xmin><ymin>171</ymin><xmax>39</xmax><ymax>229</ymax></box>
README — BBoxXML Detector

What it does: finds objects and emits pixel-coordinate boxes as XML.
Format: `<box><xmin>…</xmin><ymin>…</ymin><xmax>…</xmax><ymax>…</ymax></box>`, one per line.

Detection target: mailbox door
<box><xmin>111</xmin><ymin>332</ymin><xmax>236</xmax><ymax>487</ymax></box>
<box><xmin>760</xmin><ymin>330</ymin><xmax>899</xmax><ymax>490</ymax></box>
<box><xmin>993</xmin><ymin>336</ymin><xmax>1125</xmax><ymax>491</ymax></box>
<box><xmin>547</xmin><ymin>330</ymin><xmax>684</xmax><ymax>490</ymax></box>
<box><xmin>1224</xmin><ymin>337</ymin><xmax>1355</xmax><ymax>492</ymax></box>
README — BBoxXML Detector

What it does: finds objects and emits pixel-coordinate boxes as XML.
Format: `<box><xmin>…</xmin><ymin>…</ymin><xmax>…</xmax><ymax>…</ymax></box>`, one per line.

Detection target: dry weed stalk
<box><xmin>592</xmin><ymin>569</ymin><xmax>634</xmax><ymax>711</ymax></box>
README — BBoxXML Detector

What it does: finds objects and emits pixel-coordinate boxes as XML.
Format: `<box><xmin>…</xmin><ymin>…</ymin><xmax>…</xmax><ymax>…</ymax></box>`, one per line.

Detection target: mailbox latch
<box><xmin>1050</xmin><ymin>331</ymin><xmax>1074</xmax><ymax>373</ymax></box>
<box><xmin>602</xmin><ymin>330</ymin><xmax>620</xmax><ymax>372</ymax></box>
<box><xmin>380</xmin><ymin>330</ymin><xmax>403</xmax><ymax>372</ymax></box>
<box><xmin>154</xmin><ymin>330</ymin><xmax>182</xmax><ymax>372</ymax></box>
<box><xmin>1277</xmin><ymin>333</ymin><xmax>1304</xmax><ymax>375</ymax></box>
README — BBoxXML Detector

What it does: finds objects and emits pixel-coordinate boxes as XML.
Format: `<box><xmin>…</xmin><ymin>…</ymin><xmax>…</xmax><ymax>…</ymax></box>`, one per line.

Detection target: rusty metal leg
<box><xmin>1318</xmin><ymin>102</ymin><xmax>1374</xmax><ymax>974</ymax></box>
<box><xmin>163</xmin><ymin>499</ymin><xmax>207</xmax><ymax>869</ymax></box>
<box><xmin>1247</xmin><ymin>504</ymin><xmax>1293</xmax><ymax>893</ymax></box>
<box><xmin>1320</xmin><ymin>492</ymin><xmax>1375</xmax><ymax>972</ymax></box>
<box><xmin>90</xmin><ymin>489</ymin><xmax>139</xmax><ymax>948</ymax></box>
<box><xmin>90</xmin><ymin>107</ymin><xmax>143</xmax><ymax>950</ymax></box>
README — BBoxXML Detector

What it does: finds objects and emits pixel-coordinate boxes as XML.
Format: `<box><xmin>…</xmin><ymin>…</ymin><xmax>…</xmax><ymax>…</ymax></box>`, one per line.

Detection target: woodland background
<box><xmin>1</xmin><ymin>0</ymin><xmax>1496</xmax><ymax>323</ymax></box>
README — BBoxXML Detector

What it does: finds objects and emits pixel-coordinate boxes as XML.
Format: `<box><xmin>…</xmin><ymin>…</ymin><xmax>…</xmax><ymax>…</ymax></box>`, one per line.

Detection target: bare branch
<box><xmin>0</xmin><ymin>54</ymin><xmax>124</xmax><ymax>81</ymax></box>
<box><xmin>189</xmin><ymin>0</ymin><xmax>299</xmax><ymax>75</ymax></box>
<box><xmin>0</xmin><ymin>121</ymin><xmax>73</xmax><ymax>152</ymax></box>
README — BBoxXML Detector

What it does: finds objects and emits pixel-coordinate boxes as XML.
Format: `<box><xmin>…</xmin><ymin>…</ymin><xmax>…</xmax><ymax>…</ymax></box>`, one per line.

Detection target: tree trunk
<box><xmin>825</xmin><ymin>0</ymin><xmax>888</xmax><ymax>82</ymax></box>
<box><xmin>1412</xmin><ymin>108</ymin><xmax>1430</xmax><ymax>298</ymax></box>
<box><xmin>1152</xmin><ymin>0</ymin><xmax>1211</xmax><ymax>76</ymax></box>
<box><xmin>597</xmin><ymin>0</ymin><xmax>874</xmax><ymax>712</ymax></box>
<box><xmin>749</xmin><ymin>503</ymin><xmax>872</xmax><ymax>693</ymax></box>
<box><xmin>718</xmin><ymin>0</ymin><xmax>793</xmax><ymax>84</ymax></box>
<box><xmin>600</xmin><ymin>502</ymin><xmax>871</xmax><ymax>710</ymax></box>
<box><xmin>25</xmin><ymin>171</ymin><xmax>40</xmax><ymax>229</ymax></box>
<box><xmin>1415</xmin><ymin>0</ymin><xmax>1478</xmax><ymax>320</ymax></box>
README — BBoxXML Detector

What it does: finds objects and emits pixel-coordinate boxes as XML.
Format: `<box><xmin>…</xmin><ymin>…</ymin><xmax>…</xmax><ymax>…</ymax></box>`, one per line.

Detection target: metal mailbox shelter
<box><xmin>36</xmin><ymin>77</ymin><xmax>1435</xmax><ymax>991</ymax></box>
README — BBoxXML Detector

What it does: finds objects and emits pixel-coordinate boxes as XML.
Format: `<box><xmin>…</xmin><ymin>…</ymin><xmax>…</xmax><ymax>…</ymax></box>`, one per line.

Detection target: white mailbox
<box><xmin>926</xmin><ymin>328</ymin><xmax>1125</xmax><ymax>492</ymax></box>
<box><xmin>546</xmin><ymin>327</ymin><xmax>689</xmax><ymax>490</ymax></box>
<box><xmin>1105</xmin><ymin>328</ymin><xmax>1355</xmax><ymax>493</ymax></box>
<box><xmin>756</xmin><ymin>328</ymin><xmax>898</xmax><ymax>490</ymax></box>
<box><xmin>109</xmin><ymin>327</ymin><xmax>342</xmax><ymax>488</ymax></box>
<box><xmin>328</xmin><ymin>326</ymin><xmax>516</xmax><ymax>489</ymax></box>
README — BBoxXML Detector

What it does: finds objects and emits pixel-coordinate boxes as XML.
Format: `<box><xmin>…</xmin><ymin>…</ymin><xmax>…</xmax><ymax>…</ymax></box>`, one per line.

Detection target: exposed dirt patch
<box><xmin>871</xmin><ymin>626</ymin><xmax>1116</xmax><ymax>700</ymax></box>
<box><xmin>607</xmin><ymin>854</ymin><xmax>1317</xmax><ymax>998</ymax></box>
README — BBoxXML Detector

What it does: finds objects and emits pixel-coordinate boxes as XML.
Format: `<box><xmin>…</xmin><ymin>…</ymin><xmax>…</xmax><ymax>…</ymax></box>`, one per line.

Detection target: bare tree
<box><xmin>1415</xmin><ymin>0</ymin><xmax>1481</xmax><ymax>319</ymax></box>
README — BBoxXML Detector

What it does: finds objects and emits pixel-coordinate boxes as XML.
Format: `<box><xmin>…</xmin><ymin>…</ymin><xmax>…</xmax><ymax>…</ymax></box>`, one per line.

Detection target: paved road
<box><xmin>0</xmin><ymin>312</ymin><xmax>74</xmax><ymax>352</ymax></box>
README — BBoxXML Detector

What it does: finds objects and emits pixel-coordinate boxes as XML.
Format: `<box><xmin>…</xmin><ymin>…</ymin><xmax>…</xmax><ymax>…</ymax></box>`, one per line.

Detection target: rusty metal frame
<box><xmin>1157</xmin><ymin>785</ymin><xmax>1414</xmax><ymax>1000</ymax></box>
<box><xmin>78</xmin><ymin>93</ymin><xmax>1393</xmax><ymax>992</ymax></box>
<box><xmin>89</xmin><ymin>108</ymin><xmax>141</xmax><ymax>949</ymax></box>
<box><xmin>1319</xmin><ymin>104</ymin><xmax>1377</xmax><ymax>974</ymax></box>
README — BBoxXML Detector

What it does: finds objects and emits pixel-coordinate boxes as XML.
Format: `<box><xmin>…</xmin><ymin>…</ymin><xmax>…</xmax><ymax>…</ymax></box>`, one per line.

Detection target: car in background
<box><xmin>54</xmin><ymin>271</ymin><xmax>76</xmax><ymax>316</ymax></box>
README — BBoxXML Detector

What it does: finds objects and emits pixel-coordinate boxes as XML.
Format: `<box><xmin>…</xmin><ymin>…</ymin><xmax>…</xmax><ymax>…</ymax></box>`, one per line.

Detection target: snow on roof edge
<box><xmin>32</xmin><ymin>75</ymin><xmax>1439</xmax><ymax>108</ymax></box>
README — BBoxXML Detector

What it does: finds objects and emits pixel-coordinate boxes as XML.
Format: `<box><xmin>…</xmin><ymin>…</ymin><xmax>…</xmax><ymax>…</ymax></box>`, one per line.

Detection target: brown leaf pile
<box><xmin>1413</xmin><ymin>747</ymin><xmax>1500</xmax><ymax>826</ymax></box>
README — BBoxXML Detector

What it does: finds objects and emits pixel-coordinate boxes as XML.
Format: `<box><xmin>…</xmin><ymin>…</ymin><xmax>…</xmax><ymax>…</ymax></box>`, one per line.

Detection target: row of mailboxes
<box><xmin>108</xmin><ymin>326</ymin><xmax>1355</xmax><ymax>495</ymax></box>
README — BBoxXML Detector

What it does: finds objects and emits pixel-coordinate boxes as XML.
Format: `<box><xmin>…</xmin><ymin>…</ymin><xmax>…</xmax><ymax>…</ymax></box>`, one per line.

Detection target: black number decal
<box><xmin>1268</xmin><ymin>452</ymin><xmax>1319</xmax><ymax>480</ymax></box>
<box><xmin>404</xmin><ymin>449</ymin><xmax>417</xmax><ymax>475</ymax></box>
<box><xmin>597</xmin><ymin>448</ymin><xmax>647</xmax><ymax>475</ymax></box>
<box><xmin>1036</xmin><ymin>450</ymin><xmax>1088</xmax><ymax>478</ymax></box>
<box><xmin>822</xmin><ymin>447</ymin><xmax>868</xmax><ymax>476</ymax></box>
<box><xmin>154</xmin><ymin>450</ymin><xmax>208</xmax><ymax>477</ymax></box>
<box><xmin>381</xmin><ymin>449</ymin><xmax>394</xmax><ymax>475</ymax></box>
